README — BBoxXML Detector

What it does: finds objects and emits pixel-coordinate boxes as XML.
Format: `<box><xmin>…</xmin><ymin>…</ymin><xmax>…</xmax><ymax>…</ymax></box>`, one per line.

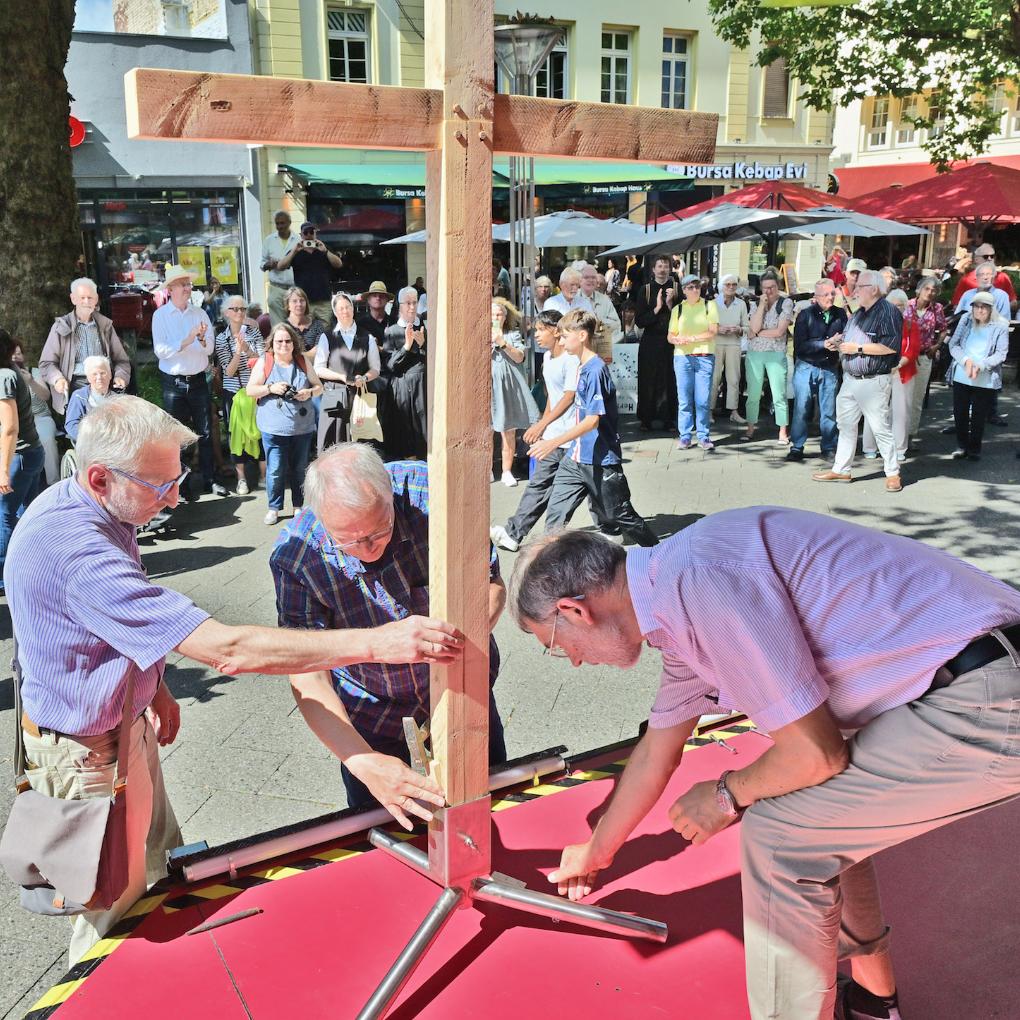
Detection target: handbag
<box><xmin>0</xmin><ymin>640</ymin><xmax>134</xmax><ymax>916</ymax></box>
<box><xmin>350</xmin><ymin>381</ymin><xmax>384</xmax><ymax>443</ymax></box>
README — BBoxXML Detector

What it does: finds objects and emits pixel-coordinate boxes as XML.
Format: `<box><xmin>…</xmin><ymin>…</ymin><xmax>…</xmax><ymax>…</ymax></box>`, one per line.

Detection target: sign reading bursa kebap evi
<box><xmin>667</xmin><ymin>161</ymin><xmax>810</xmax><ymax>181</ymax></box>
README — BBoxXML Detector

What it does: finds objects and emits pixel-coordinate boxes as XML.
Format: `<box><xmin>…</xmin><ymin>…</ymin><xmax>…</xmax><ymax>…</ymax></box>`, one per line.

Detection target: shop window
<box><xmin>601</xmin><ymin>30</ymin><xmax>632</xmax><ymax>105</ymax></box>
<box><xmin>661</xmin><ymin>32</ymin><xmax>690</xmax><ymax>110</ymax></box>
<box><xmin>327</xmin><ymin>9</ymin><xmax>371</xmax><ymax>84</ymax></box>
<box><xmin>762</xmin><ymin>57</ymin><xmax>790</xmax><ymax>118</ymax></box>
<box><xmin>897</xmin><ymin>96</ymin><xmax>918</xmax><ymax>145</ymax></box>
<box><xmin>868</xmin><ymin>97</ymin><xmax>889</xmax><ymax>148</ymax></box>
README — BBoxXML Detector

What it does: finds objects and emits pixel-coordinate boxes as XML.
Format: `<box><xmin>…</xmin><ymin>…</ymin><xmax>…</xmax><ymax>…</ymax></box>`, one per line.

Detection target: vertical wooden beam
<box><xmin>424</xmin><ymin>0</ymin><xmax>494</xmax><ymax>815</ymax></box>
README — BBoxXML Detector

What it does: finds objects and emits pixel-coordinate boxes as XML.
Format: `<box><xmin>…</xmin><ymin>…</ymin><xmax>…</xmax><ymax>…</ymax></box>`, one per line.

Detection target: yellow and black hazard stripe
<box><xmin>23</xmin><ymin>720</ymin><xmax>757</xmax><ymax>1018</ymax></box>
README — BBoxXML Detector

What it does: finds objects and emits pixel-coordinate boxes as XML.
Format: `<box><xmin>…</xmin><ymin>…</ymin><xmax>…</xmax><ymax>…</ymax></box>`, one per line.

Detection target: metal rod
<box><xmin>355</xmin><ymin>886</ymin><xmax>465</xmax><ymax>1020</ymax></box>
<box><xmin>472</xmin><ymin>877</ymin><xmax>668</xmax><ymax>943</ymax></box>
<box><xmin>180</xmin><ymin>752</ymin><xmax>566</xmax><ymax>883</ymax></box>
<box><xmin>368</xmin><ymin>828</ymin><xmax>431</xmax><ymax>879</ymax></box>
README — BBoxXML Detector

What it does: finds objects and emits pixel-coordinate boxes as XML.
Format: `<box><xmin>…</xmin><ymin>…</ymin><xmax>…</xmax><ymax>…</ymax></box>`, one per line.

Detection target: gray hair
<box><xmin>83</xmin><ymin>355</ymin><xmax>111</xmax><ymax>375</ymax></box>
<box><xmin>721</xmin><ymin>273</ymin><xmax>739</xmax><ymax>285</ymax></box>
<box><xmin>857</xmin><ymin>269</ymin><xmax>887</xmax><ymax>295</ymax></box>
<box><xmin>331</xmin><ymin>291</ymin><xmax>356</xmax><ymax>313</ymax></box>
<box><xmin>273</xmin><ymin>209</ymin><xmax>292</xmax><ymax>221</ymax></box>
<box><xmin>76</xmin><ymin>395</ymin><xmax>196</xmax><ymax>474</ymax></box>
<box><xmin>507</xmin><ymin>531</ymin><xmax>626</xmax><ymax>628</ymax></box>
<box><xmin>535</xmin><ymin>275</ymin><xmax>553</xmax><ymax>288</ymax></box>
<box><xmin>224</xmin><ymin>294</ymin><xmax>248</xmax><ymax>310</ymax></box>
<box><xmin>397</xmin><ymin>286</ymin><xmax>418</xmax><ymax>304</ymax></box>
<box><xmin>886</xmin><ymin>288</ymin><xmax>909</xmax><ymax>309</ymax></box>
<box><xmin>559</xmin><ymin>268</ymin><xmax>581</xmax><ymax>286</ymax></box>
<box><xmin>70</xmin><ymin>277</ymin><xmax>99</xmax><ymax>296</ymax></box>
<box><xmin>916</xmin><ymin>276</ymin><xmax>940</xmax><ymax>295</ymax></box>
<box><xmin>814</xmin><ymin>278</ymin><xmax>836</xmax><ymax>293</ymax></box>
<box><xmin>975</xmin><ymin>261</ymin><xmax>997</xmax><ymax>278</ymax></box>
<box><xmin>304</xmin><ymin>442</ymin><xmax>393</xmax><ymax>519</ymax></box>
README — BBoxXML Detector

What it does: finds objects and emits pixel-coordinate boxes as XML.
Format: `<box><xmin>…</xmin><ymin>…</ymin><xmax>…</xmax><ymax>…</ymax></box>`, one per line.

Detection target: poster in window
<box><xmin>210</xmin><ymin>246</ymin><xmax>239</xmax><ymax>286</ymax></box>
<box><xmin>177</xmin><ymin>246</ymin><xmax>207</xmax><ymax>286</ymax></box>
<box><xmin>75</xmin><ymin>0</ymin><xmax>228</xmax><ymax>40</ymax></box>
<box><xmin>782</xmin><ymin>263</ymin><xmax>799</xmax><ymax>297</ymax></box>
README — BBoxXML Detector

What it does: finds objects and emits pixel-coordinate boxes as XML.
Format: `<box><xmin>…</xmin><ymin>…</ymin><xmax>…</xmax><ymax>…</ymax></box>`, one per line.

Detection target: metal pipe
<box><xmin>472</xmin><ymin>877</ymin><xmax>668</xmax><ymax>943</ymax></box>
<box><xmin>355</xmin><ymin>886</ymin><xmax>464</xmax><ymax>1020</ymax></box>
<box><xmin>368</xmin><ymin>828</ymin><xmax>431</xmax><ymax>879</ymax></box>
<box><xmin>180</xmin><ymin>752</ymin><xmax>566</xmax><ymax>883</ymax></box>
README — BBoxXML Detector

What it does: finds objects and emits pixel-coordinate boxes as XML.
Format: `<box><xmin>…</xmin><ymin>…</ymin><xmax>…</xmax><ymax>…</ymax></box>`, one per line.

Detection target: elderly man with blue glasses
<box><xmin>5</xmin><ymin>397</ymin><xmax>464</xmax><ymax>966</ymax></box>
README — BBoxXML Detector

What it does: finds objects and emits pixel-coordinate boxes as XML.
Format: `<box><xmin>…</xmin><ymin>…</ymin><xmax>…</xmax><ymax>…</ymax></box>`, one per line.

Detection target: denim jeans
<box><xmin>790</xmin><ymin>361</ymin><xmax>839</xmax><ymax>454</ymax></box>
<box><xmin>159</xmin><ymin>371</ymin><xmax>214</xmax><ymax>484</ymax></box>
<box><xmin>261</xmin><ymin>431</ymin><xmax>313</xmax><ymax>511</ymax></box>
<box><xmin>0</xmin><ymin>444</ymin><xmax>45</xmax><ymax>588</ymax></box>
<box><xmin>673</xmin><ymin>353</ymin><xmax>715</xmax><ymax>441</ymax></box>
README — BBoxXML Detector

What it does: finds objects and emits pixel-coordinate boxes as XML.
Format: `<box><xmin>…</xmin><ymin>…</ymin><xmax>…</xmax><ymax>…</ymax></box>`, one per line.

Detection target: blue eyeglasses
<box><xmin>108</xmin><ymin>466</ymin><xmax>190</xmax><ymax>500</ymax></box>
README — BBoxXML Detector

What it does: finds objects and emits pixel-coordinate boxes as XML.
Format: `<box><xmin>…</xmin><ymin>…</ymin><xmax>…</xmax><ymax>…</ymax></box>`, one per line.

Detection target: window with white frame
<box><xmin>327</xmin><ymin>9</ymin><xmax>370</xmax><ymax>84</ymax></box>
<box><xmin>986</xmin><ymin>82</ymin><xmax>1009</xmax><ymax>135</ymax></box>
<box><xmin>535</xmin><ymin>43</ymin><xmax>568</xmax><ymax>99</ymax></box>
<box><xmin>927</xmin><ymin>93</ymin><xmax>945</xmax><ymax>139</ymax></box>
<box><xmin>761</xmin><ymin>57</ymin><xmax>790</xmax><ymax>118</ymax></box>
<box><xmin>868</xmin><ymin>96</ymin><xmax>889</xmax><ymax>147</ymax></box>
<box><xmin>661</xmin><ymin>32</ymin><xmax>690</xmax><ymax>110</ymax></box>
<box><xmin>897</xmin><ymin>96</ymin><xmax>918</xmax><ymax>144</ymax></box>
<box><xmin>601</xmin><ymin>30</ymin><xmax>632</xmax><ymax>104</ymax></box>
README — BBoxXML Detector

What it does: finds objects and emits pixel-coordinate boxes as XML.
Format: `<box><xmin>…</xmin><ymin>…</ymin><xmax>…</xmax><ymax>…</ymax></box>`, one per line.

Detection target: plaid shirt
<box><xmin>269</xmin><ymin>461</ymin><xmax>501</xmax><ymax>742</ymax></box>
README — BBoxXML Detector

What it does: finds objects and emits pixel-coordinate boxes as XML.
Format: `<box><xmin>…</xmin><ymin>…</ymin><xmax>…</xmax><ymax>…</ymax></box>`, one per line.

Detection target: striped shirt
<box><xmin>5</xmin><ymin>478</ymin><xmax>210</xmax><ymax>735</ymax></box>
<box><xmin>214</xmin><ymin>324</ymin><xmax>264</xmax><ymax>392</ymax></box>
<box><xmin>269</xmin><ymin>461</ymin><xmax>501</xmax><ymax>742</ymax></box>
<box><xmin>73</xmin><ymin>319</ymin><xmax>104</xmax><ymax>377</ymax></box>
<box><xmin>626</xmin><ymin>506</ymin><xmax>1020</xmax><ymax>734</ymax></box>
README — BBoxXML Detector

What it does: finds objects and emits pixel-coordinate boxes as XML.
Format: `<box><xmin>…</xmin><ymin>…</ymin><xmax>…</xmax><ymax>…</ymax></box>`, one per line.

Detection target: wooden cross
<box><xmin>125</xmin><ymin>0</ymin><xmax>717</xmax><ymax>862</ymax></box>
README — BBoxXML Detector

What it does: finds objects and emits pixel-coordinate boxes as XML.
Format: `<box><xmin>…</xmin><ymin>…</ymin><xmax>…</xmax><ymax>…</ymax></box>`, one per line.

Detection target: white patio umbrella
<box><xmin>382</xmin><ymin>228</ymin><xmax>431</xmax><ymax>245</ymax></box>
<box><xmin>778</xmin><ymin>206</ymin><xmax>929</xmax><ymax>238</ymax></box>
<box><xmin>598</xmin><ymin>203</ymin><xmax>838</xmax><ymax>258</ymax></box>
<box><xmin>491</xmin><ymin>209</ymin><xmax>647</xmax><ymax>248</ymax></box>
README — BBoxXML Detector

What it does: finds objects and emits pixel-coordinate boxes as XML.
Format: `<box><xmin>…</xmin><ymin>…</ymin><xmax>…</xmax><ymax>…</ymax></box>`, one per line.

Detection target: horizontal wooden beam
<box><xmin>124</xmin><ymin>69</ymin><xmax>443</xmax><ymax>150</ymax></box>
<box><xmin>493</xmin><ymin>94</ymin><xmax>718</xmax><ymax>164</ymax></box>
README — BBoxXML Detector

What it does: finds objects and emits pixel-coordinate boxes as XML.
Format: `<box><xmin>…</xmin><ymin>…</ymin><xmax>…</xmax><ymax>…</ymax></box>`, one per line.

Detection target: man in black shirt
<box><xmin>277</xmin><ymin>222</ymin><xmax>343</xmax><ymax>325</ymax></box>
<box><xmin>789</xmin><ymin>279</ymin><xmax>847</xmax><ymax>462</ymax></box>
<box><xmin>634</xmin><ymin>254</ymin><xmax>678</xmax><ymax>431</ymax></box>
<box><xmin>813</xmin><ymin>271</ymin><xmax>903</xmax><ymax>491</ymax></box>
<box><xmin>358</xmin><ymin>280</ymin><xmax>394</xmax><ymax>345</ymax></box>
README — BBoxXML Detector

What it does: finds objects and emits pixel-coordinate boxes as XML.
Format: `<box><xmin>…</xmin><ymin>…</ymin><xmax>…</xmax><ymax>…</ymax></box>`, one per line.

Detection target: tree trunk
<box><xmin>0</xmin><ymin>0</ymin><xmax>80</xmax><ymax>361</ymax></box>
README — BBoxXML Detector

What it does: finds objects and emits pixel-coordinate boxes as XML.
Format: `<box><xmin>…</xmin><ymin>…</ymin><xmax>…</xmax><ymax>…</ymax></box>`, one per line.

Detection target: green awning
<box><xmin>281</xmin><ymin>159</ymin><xmax>693</xmax><ymax>199</ymax></box>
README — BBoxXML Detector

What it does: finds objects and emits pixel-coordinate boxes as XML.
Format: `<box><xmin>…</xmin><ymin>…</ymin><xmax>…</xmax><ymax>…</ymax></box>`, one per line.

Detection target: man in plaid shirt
<box><xmin>270</xmin><ymin>445</ymin><xmax>506</xmax><ymax>826</ymax></box>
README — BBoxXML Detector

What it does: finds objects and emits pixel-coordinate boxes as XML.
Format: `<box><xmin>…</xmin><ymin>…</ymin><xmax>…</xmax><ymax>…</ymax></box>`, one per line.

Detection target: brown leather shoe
<box><xmin>885</xmin><ymin>475</ymin><xmax>903</xmax><ymax>492</ymax></box>
<box><xmin>812</xmin><ymin>470</ymin><xmax>852</xmax><ymax>483</ymax></box>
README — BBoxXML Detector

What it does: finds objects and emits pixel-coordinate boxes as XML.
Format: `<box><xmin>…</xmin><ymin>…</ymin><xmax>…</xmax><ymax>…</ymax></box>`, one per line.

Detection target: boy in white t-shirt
<box><xmin>490</xmin><ymin>310</ymin><xmax>578</xmax><ymax>552</ymax></box>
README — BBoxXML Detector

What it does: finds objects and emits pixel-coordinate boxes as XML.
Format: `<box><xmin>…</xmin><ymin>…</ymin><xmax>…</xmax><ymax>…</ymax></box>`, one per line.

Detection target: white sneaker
<box><xmin>237</xmin><ymin>480</ymin><xmax>250</xmax><ymax>496</ymax></box>
<box><xmin>730</xmin><ymin>410</ymin><xmax>747</xmax><ymax>424</ymax></box>
<box><xmin>501</xmin><ymin>471</ymin><xmax>518</xmax><ymax>487</ymax></box>
<box><xmin>490</xmin><ymin>524</ymin><xmax>519</xmax><ymax>552</ymax></box>
<box><xmin>263</xmin><ymin>509</ymin><xmax>279</xmax><ymax>525</ymax></box>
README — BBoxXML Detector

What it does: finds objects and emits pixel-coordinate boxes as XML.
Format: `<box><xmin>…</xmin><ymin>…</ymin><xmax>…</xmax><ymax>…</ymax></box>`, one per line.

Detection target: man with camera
<box><xmin>276</xmin><ymin>221</ymin><xmax>343</xmax><ymax>325</ymax></box>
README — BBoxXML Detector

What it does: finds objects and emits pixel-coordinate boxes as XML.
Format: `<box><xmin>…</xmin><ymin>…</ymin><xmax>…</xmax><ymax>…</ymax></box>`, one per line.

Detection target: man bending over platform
<box><xmin>5</xmin><ymin>398</ymin><xmax>462</xmax><ymax>966</ymax></box>
<box><xmin>270</xmin><ymin>444</ymin><xmax>507</xmax><ymax>827</ymax></box>
<box><xmin>508</xmin><ymin>507</ymin><xmax>1020</xmax><ymax>1020</ymax></box>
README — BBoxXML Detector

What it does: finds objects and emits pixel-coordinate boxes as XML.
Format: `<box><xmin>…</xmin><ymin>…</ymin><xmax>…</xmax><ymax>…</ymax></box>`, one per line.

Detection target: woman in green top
<box><xmin>668</xmin><ymin>274</ymin><xmax>719</xmax><ymax>450</ymax></box>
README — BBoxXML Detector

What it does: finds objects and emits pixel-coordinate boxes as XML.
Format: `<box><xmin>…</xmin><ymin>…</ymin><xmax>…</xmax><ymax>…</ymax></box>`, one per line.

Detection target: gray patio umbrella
<box><xmin>381</xmin><ymin>228</ymin><xmax>431</xmax><ymax>245</ymax></box>
<box><xmin>778</xmin><ymin>206</ymin><xmax>929</xmax><ymax>238</ymax></box>
<box><xmin>598</xmin><ymin>203</ymin><xmax>836</xmax><ymax>258</ymax></box>
<box><xmin>491</xmin><ymin>209</ymin><xmax>647</xmax><ymax>248</ymax></box>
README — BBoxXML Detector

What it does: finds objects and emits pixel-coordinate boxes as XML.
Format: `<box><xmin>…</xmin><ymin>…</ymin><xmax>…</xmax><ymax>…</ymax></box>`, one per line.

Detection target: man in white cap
<box><xmin>151</xmin><ymin>265</ymin><xmax>224</xmax><ymax>497</ymax></box>
<box><xmin>835</xmin><ymin>258</ymin><xmax>867</xmax><ymax>314</ymax></box>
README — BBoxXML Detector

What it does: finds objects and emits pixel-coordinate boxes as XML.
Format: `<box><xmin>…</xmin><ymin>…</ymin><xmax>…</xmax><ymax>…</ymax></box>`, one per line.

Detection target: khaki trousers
<box><xmin>741</xmin><ymin>638</ymin><xmax>1020</xmax><ymax>1019</ymax></box>
<box><xmin>832</xmin><ymin>374</ymin><xmax>898</xmax><ymax>478</ymax></box>
<box><xmin>23</xmin><ymin>715</ymin><xmax>180</xmax><ymax>967</ymax></box>
<box><xmin>907</xmin><ymin>354</ymin><xmax>934</xmax><ymax>438</ymax></box>
<box><xmin>711</xmin><ymin>336</ymin><xmax>743</xmax><ymax>411</ymax></box>
<box><xmin>863</xmin><ymin>371</ymin><xmax>914</xmax><ymax>460</ymax></box>
<box><xmin>267</xmin><ymin>283</ymin><xmax>289</xmax><ymax>326</ymax></box>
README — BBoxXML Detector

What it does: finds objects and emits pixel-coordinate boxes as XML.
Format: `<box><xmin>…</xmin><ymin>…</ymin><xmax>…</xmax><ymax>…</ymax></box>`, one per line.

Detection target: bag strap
<box><xmin>113</xmin><ymin>669</ymin><xmax>136</xmax><ymax>795</ymax></box>
<box><xmin>12</xmin><ymin>637</ymin><xmax>27</xmax><ymax>788</ymax></box>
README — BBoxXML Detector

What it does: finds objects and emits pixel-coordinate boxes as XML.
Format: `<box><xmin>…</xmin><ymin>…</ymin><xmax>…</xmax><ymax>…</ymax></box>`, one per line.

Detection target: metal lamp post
<box><xmin>494</xmin><ymin>20</ymin><xmax>563</xmax><ymax>312</ymax></box>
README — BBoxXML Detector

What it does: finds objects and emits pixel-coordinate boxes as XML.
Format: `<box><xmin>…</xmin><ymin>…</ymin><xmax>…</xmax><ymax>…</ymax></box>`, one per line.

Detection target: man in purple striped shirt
<box><xmin>508</xmin><ymin>507</ymin><xmax>1020</xmax><ymax>1020</ymax></box>
<box><xmin>4</xmin><ymin>397</ymin><xmax>460</xmax><ymax>964</ymax></box>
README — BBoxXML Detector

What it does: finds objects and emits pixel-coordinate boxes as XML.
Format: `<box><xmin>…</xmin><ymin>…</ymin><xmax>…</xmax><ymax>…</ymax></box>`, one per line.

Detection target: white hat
<box><xmin>164</xmin><ymin>265</ymin><xmax>197</xmax><ymax>288</ymax></box>
<box><xmin>846</xmin><ymin>258</ymin><xmax>868</xmax><ymax>273</ymax></box>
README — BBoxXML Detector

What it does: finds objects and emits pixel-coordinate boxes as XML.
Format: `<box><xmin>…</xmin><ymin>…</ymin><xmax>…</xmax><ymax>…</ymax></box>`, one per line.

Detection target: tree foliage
<box><xmin>705</xmin><ymin>0</ymin><xmax>1020</xmax><ymax>169</ymax></box>
<box><xmin>0</xmin><ymin>0</ymin><xmax>81</xmax><ymax>359</ymax></box>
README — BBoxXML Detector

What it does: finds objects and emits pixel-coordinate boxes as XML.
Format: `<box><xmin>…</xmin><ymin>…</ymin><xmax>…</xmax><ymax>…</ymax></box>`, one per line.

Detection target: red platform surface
<box><xmin>41</xmin><ymin>728</ymin><xmax>1020</xmax><ymax>1019</ymax></box>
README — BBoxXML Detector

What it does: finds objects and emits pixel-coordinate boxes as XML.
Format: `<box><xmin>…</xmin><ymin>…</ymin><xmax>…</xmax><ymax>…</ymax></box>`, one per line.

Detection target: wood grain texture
<box><xmin>493</xmin><ymin>94</ymin><xmax>719</xmax><ymax>163</ymax></box>
<box><xmin>124</xmin><ymin>68</ymin><xmax>443</xmax><ymax>150</ymax></box>
<box><xmin>424</xmin><ymin>0</ymin><xmax>494</xmax><ymax>818</ymax></box>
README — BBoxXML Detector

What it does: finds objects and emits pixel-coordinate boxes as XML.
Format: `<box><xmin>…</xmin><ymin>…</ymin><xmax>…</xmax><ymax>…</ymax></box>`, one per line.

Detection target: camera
<box><xmin>302</xmin><ymin>239</ymin><xmax>317</xmax><ymax>249</ymax></box>
<box><xmin>281</xmin><ymin>384</ymin><xmax>299</xmax><ymax>400</ymax></box>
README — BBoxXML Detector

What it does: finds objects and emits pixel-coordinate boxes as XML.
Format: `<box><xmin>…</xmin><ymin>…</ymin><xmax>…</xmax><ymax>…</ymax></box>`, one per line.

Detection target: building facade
<box><xmin>69</xmin><ymin>0</ymin><xmax>262</xmax><ymax>307</ymax></box>
<box><xmin>252</xmin><ymin>1</ymin><xmax>835</xmax><ymax>296</ymax></box>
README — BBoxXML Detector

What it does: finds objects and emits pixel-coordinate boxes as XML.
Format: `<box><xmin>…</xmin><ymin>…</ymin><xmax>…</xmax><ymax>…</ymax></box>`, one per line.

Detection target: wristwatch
<box><xmin>715</xmin><ymin>770</ymin><xmax>739</xmax><ymax>820</ymax></box>
<box><xmin>857</xmin><ymin>345</ymin><xmax>864</xmax><ymax>355</ymax></box>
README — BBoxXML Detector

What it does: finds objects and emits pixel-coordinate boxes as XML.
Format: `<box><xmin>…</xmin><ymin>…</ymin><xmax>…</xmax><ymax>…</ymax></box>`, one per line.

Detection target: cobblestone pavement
<box><xmin>3</xmin><ymin>385</ymin><xmax>1019</xmax><ymax>1016</ymax></box>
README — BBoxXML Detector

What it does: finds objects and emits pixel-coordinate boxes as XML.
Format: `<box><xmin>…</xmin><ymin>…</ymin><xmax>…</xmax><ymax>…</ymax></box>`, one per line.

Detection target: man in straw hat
<box><xmin>151</xmin><ymin>264</ymin><xmax>225</xmax><ymax>498</ymax></box>
<box><xmin>358</xmin><ymin>280</ymin><xmax>396</xmax><ymax>344</ymax></box>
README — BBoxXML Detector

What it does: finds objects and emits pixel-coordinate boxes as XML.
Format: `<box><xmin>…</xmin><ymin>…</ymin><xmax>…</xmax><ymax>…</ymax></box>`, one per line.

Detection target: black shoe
<box><xmin>987</xmin><ymin>414</ymin><xmax>1008</xmax><ymax>427</ymax></box>
<box><xmin>940</xmin><ymin>424</ymin><xmax>956</xmax><ymax>434</ymax></box>
<box><xmin>785</xmin><ymin>448</ymin><xmax>804</xmax><ymax>462</ymax></box>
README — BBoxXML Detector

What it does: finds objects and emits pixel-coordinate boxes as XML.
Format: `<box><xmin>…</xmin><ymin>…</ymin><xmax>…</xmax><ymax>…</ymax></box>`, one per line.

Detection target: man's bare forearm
<box><xmin>290</xmin><ymin>670</ymin><xmax>371</xmax><ymax>763</ymax></box>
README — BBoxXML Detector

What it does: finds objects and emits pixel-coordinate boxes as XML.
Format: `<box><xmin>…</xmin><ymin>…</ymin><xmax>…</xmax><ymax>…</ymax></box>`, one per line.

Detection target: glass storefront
<box><xmin>78</xmin><ymin>188</ymin><xmax>247</xmax><ymax>308</ymax></box>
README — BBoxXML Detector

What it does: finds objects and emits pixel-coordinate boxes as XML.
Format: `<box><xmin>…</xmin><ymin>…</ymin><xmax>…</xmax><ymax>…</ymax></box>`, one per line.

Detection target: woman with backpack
<box><xmin>667</xmin><ymin>274</ymin><xmax>719</xmax><ymax>451</ymax></box>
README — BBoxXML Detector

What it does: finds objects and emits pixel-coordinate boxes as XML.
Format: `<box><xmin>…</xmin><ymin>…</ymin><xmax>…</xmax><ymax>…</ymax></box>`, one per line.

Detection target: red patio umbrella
<box><xmin>850</xmin><ymin>162</ymin><xmax>1020</xmax><ymax>229</ymax></box>
<box><xmin>653</xmin><ymin>181</ymin><xmax>852</xmax><ymax>225</ymax></box>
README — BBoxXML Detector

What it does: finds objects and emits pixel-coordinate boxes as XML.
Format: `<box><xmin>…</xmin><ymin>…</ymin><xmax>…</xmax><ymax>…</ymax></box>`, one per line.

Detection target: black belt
<box><xmin>930</xmin><ymin>623</ymin><xmax>1020</xmax><ymax>691</ymax></box>
<box><xmin>163</xmin><ymin>370</ymin><xmax>206</xmax><ymax>384</ymax></box>
<box><xmin>845</xmin><ymin>372</ymin><xmax>889</xmax><ymax>380</ymax></box>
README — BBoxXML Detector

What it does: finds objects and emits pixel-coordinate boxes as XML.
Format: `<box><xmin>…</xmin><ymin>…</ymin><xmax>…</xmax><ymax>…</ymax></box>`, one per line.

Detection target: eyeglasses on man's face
<box><xmin>108</xmin><ymin>466</ymin><xmax>190</xmax><ymax>500</ymax></box>
<box><xmin>332</xmin><ymin>516</ymin><xmax>395</xmax><ymax>553</ymax></box>
<box><xmin>542</xmin><ymin>595</ymin><xmax>585</xmax><ymax>658</ymax></box>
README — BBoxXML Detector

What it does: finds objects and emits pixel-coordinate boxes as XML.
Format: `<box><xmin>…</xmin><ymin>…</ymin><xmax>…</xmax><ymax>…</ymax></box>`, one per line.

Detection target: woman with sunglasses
<box><xmin>247</xmin><ymin>323</ymin><xmax>323</xmax><ymax>525</ymax></box>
